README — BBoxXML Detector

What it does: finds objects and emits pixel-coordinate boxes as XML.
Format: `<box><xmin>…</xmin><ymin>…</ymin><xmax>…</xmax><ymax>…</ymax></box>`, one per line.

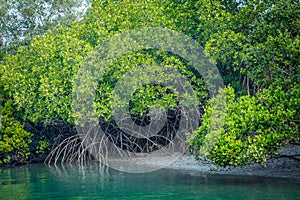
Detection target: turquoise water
<box><xmin>0</xmin><ymin>163</ymin><xmax>299</xmax><ymax>200</ymax></box>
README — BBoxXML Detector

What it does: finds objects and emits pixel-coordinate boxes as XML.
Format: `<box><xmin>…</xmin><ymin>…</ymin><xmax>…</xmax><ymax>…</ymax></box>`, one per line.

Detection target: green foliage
<box><xmin>188</xmin><ymin>86</ymin><xmax>299</xmax><ymax>166</ymax></box>
<box><xmin>197</xmin><ymin>0</ymin><xmax>300</xmax><ymax>91</ymax></box>
<box><xmin>0</xmin><ymin>1</ymin><xmax>206</xmax><ymax>164</ymax></box>
<box><xmin>1</xmin><ymin>0</ymin><xmax>203</xmax><ymax>124</ymax></box>
<box><xmin>0</xmin><ymin>101</ymin><xmax>32</xmax><ymax>165</ymax></box>
<box><xmin>1</xmin><ymin>28</ymin><xmax>93</xmax><ymax>123</ymax></box>
<box><xmin>129</xmin><ymin>85</ymin><xmax>178</xmax><ymax>116</ymax></box>
<box><xmin>36</xmin><ymin>140</ymin><xmax>49</xmax><ymax>154</ymax></box>
<box><xmin>94</xmin><ymin>50</ymin><xmax>207</xmax><ymax>121</ymax></box>
<box><xmin>187</xmin><ymin>0</ymin><xmax>300</xmax><ymax>167</ymax></box>
<box><xmin>1</xmin><ymin>0</ymin><xmax>298</xmax><ymax>167</ymax></box>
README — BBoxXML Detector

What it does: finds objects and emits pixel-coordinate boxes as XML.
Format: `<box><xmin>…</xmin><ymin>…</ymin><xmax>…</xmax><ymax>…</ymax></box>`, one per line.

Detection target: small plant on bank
<box><xmin>36</xmin><ymin>140</ymin><xmax>50</xmax><ymax>155</ymax></box>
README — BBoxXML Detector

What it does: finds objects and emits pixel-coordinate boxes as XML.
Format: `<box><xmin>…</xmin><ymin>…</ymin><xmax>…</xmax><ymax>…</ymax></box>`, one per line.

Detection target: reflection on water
<box><xmin>0</xmin><ymin>162</ymin><xmax>299</xmax><ymax>200</ymax></box>
<box><xmin>0</xmin><ymin>166</ymin><xmax>32</xmax><ymax>200</ymax></box>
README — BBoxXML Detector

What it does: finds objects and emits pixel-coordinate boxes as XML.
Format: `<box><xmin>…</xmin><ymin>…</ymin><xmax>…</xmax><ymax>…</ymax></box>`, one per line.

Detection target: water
<box><xmin>0</xmin><ymin>163</ymin><xmax>299</xmax><ymax>200</ymax></box>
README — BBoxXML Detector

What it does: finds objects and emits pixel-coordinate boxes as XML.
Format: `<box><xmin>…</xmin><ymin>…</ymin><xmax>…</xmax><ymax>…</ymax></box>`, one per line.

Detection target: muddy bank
<box><xmin>160</xmin><ymin>145</ymin><xmax>300</xmax><ymax>179</ymax></box>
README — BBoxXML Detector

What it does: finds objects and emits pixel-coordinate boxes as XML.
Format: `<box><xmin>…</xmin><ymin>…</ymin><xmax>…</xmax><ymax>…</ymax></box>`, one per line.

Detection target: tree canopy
<box><xmin>0</xmin><ymin>0</ymin><xmax>91</xmax><ymax>58</ymax></box>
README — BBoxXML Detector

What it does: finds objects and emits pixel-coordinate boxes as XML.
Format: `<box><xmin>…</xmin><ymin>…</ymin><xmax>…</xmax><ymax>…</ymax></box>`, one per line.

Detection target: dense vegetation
<box><xmin>0</xmin><ymin>0</ymin><xmax>299</xmax><ymax>166</ymax></box>
<box><xmin>188</xmin><ymin>0</ymin><xmax>299</xmax><ymax>166</ymax></box>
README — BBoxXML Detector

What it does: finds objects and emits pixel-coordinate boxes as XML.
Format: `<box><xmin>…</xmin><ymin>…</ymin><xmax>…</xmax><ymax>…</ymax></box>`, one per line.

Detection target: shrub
<box><xmin>0</xmin><ymin>101</ymin><xmax>32</xmax><ymax>165</ymax></box>
<box><xmin>188</xmin><ymin>85</ymin><xmax>299</xmax><ymax>166</ymax></box>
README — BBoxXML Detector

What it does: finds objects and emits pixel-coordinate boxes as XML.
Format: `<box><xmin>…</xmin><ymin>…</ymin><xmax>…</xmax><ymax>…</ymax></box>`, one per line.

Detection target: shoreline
<box><xmin>1</xmin><ymin>145</ymin><xmax>299</xmax><ymax>180</ymax></box>
<box><xmin>162</xmin><ymin>145</ymin><xmax>300</xmax><ymax>180</ymax></box>
<box><xmin>164</xmin><ymin>154</ymin><xmax>300</xmax><ymax>180</ymax></box>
